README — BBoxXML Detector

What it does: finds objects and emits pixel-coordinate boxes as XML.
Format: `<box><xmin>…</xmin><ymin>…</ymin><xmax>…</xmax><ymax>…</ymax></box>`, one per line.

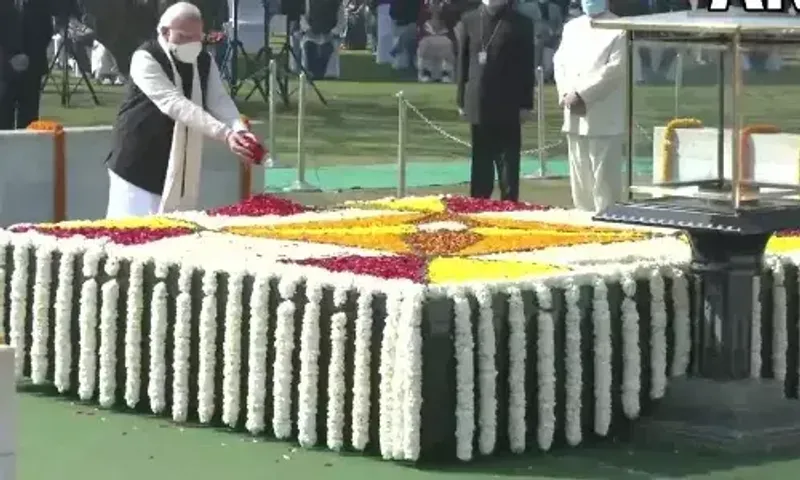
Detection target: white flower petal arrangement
<box><xmin>2</xmin><ymin>196</ymin><xmax>800</xmax><ymax>462</ymax></box>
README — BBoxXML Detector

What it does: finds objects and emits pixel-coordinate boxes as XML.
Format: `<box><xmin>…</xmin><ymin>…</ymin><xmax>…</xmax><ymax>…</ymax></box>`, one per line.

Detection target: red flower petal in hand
<box><xmin>288</xmin><ymin>254</ymin><xmax>427</xmax><ymax>282</ymax></box>
<box><xmin>444</xmin><ymin>196</ymin><xmax>550</xmax><ymax>214</ymax></box>
<box><xmin>10</xmin><ymin>225</ymin><xmax>195</xmax><ymax>245</ymax></box>
<box><xmin>208</xmin><ymin>194</ymin><xmax>308</xmax><ymax>217</ymax></box>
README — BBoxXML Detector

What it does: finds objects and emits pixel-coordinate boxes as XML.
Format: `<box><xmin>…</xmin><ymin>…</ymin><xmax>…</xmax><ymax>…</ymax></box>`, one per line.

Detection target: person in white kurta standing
<box><xmin>104</xmin><ymin>2</ymin><xmax>260</xmax><ymax>219</ymax></box>
<box><xmin>553</xmin><ymin>0</ymin><xmax>625</xmax><ymax>212</ymax></box>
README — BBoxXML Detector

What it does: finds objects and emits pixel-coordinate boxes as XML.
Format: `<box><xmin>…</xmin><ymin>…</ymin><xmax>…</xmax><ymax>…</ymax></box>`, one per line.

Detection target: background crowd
<box><xmin>343</xmin><ymin>0</ymin><xmax>794</xmax><ymax>84</ymax></box>
<box><xmin>1</xmin><ymin>0</ymin><xmax>796</xmax><ymax>132</ymax></box>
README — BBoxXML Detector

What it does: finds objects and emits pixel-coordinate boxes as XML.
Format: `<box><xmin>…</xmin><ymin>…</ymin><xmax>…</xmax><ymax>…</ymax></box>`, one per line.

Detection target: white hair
<box><xmin>158</xmin><ymin>2</ymin><xmax>202</xmax><ymax>29</ymax></box>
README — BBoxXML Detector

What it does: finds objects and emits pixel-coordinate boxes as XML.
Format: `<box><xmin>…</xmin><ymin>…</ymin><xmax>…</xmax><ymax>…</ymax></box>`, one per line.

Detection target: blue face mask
<box><xmin>581</xmin><ymin>0</ymin><xmax>607</xmax><ymax>16</ymax></box>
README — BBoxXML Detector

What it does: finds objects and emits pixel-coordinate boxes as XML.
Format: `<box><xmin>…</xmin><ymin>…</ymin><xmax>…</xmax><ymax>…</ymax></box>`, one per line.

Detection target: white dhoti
<box><xmin>566</xmin><ymin>133</ymin><xmax>624</xmax><ymax>212</ymax></box>
<box><xmin>106</xmin><ymin>170</ymin><xmax>162</xmax><ymax>218</ymax></box>
<box><xmin>417</xmin><ymin>35</ymin><xmax>454</xmax><ymax>81</ymax></box>
<box><xmin>91</xmin><ymin>41</ymin><xmax>119</xmax><ymax>79</ymax></box>
<box><xmin>376</xmin><ymin>4</ymin><xmax>393</xmax><ymax>64</ymax></box>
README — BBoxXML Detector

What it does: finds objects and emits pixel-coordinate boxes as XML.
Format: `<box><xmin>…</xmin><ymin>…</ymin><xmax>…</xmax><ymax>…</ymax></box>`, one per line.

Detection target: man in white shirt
<box><xmin>553</xmin><ymin>0</ymin><xmax>625</xmax><ymax>212</ymax></box>
<box><xmin>104</xmin><ymin>2</ymin><xmax>260</xmax><ymax>218</ymax></box>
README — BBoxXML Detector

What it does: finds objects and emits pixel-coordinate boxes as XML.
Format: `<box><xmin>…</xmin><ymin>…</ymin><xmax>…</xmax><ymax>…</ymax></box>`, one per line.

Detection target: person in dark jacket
<box><xmin>455</xmin><ymin>0</ymin><xmax>535</xmax><ymax>202</ymax></box>
<box><xmin>0</xmin><ymin>0</ymin><xmax>60</xmax><ymax>129</ymax></box>
<box><xmin>0</xmin><ymin>0</ymin><xmax>23</xmax><ymax>106</ymax></box>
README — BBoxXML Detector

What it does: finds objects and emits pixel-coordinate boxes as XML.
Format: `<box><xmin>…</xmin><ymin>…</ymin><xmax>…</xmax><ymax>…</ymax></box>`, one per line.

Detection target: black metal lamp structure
<box><xmin>592</xmin><ymin>9</ymin><xmax>800</xmax><ymax>452</ymax></box>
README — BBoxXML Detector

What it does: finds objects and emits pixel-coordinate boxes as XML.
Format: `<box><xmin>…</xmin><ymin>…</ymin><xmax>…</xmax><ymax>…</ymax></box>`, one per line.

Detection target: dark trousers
<box><xmin>303</xmin><ymin>40</ymin><xmax>334</xmax><ymax>79</ymax></box>
<box><xmin>0</xmin><ymin>69</ymin><xmax>44</xmax><ymax>130</ymax></box>
<box><xmin>470</xmin><ymin>122</ymin><xmax>521</xmax><ymax>202</ymax></box>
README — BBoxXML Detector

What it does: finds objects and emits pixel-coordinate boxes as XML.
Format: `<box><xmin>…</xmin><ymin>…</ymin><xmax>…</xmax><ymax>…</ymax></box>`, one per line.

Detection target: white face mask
<box><xmin>171</xmin><ymin>41</ymin><xmax>202</xmax><ymax>63</ymax></box>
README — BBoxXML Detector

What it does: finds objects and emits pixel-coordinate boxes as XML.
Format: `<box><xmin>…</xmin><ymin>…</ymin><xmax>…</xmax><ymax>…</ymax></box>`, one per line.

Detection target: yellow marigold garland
<box><xmin>738</xmin><ymin>124</ymin><xmax>779</xmax><ymax>187</ymax></box>
<box><xmin>660</xmin><ymin>118</ymin><xmax>703</xmax><ymax>182</ymax></box>
<box><xmin>427</xmin><ymin>257</ymin><xmax>568</xmax><ymax>284</ymax></box>
<box><xmin>37</xmin><ymin>216</ymin><xmax>193</xmax><ymax>229</ymax></box>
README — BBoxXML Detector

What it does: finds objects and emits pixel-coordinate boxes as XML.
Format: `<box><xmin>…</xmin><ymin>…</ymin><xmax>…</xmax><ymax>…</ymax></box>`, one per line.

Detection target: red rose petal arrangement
<box><xmin>443</xmin><ymin>196</ymin><xmax>551</xmax><ymax>214</ymax></box>
<box><xmin>208</xmin><ymin>194</ymin><xmax>309</xmax><ymax>217</ymax></box>
<box><xmin>290</xmin><ymin>254</ymin><xmax>428</xmax><ymax>282</ymax></box>
<box><xmin>9</xmin><ymin>225</ymin><xmax>195</xmax><ymax>245</ymax></box>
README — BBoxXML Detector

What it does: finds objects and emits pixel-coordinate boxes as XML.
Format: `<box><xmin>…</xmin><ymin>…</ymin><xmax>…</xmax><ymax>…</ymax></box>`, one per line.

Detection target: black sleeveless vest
<box><xmin>106</xmin><ymin>40</ymin><xmax>211</xmax><ymax>195</ymax></box>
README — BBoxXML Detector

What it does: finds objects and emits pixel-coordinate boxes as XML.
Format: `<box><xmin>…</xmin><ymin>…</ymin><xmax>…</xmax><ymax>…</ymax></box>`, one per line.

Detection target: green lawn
<box><xmin>39</xmin><ymin>50</ymin><xmax>800</xmax><ymax>168</ymax></box>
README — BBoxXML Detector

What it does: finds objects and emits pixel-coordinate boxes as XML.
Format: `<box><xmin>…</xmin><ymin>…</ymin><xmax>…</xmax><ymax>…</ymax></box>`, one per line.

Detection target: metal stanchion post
<box><xmin>674</xmin><ymin>52</ymin><xmax>683</xmax><ymax>117</ymax></box>
<box><xmin>284</xmin><ymin>72</ymin><xmax>320</xmax><ymax>192</ymax></box>
<box><xmin>536</xmin><ymin>66</ymin><xmax>546</xmax><ymax>177</ymax></box>
<box><xmin>396</xmin><ymin>91</ymin><xmax>408</xmax><ymax>198</ymax></box>
<box><xmin>524</xmin><ymin>67</ymin><xmax>547</xmax><ymax>179</ymax></box>
<box><xmin>268</xmin><ymin>59</ymin><xmax>277</xmax><ymax>164</ymax></box>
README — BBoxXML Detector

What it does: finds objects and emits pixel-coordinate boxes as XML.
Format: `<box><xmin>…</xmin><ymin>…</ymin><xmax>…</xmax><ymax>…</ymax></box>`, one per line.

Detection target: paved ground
<box><xmin>19</xmin><ymin>390</ymin><xmax>800</xmax><ymax>480</ymax></box>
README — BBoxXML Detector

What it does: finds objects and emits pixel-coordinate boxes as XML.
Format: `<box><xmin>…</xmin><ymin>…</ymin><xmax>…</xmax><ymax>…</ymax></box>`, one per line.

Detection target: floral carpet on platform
<box><xmin>3</xmin><ymin>195</ymin><xmax>800</xmax><ymax>461</ymax></box>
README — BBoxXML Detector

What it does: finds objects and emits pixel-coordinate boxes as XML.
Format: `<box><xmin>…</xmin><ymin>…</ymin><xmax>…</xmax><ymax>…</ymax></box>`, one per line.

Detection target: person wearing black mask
<box><xmin>0</xmin><ymin>0</ymin><xmax>59</xmax><ymax>130</ymax></box>
<box><xmin>455</xmin><ymin>0</ymin><xmax>535</xmax><ymax>202</ymax></box>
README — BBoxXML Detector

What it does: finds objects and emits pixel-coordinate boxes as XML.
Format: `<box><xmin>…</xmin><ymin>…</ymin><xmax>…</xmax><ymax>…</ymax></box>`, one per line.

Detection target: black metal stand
<box><xmin>595</xmin><ymin>197</ymin><xmax>800</xmax><ymax>452</ymax></box>
<box><xmin>228</xmin><ymin>0</ymin><xmax>269</xmax><ymax>101</ymax></box>
<box><xmin>41</xmin><ymin>29</ymin><xmax>100</xmax><ymax>107</ymax></box>
<box><xmin>272</xmin><ymin>17</ymin><xmax>328</xmax><ymax>107</ymax></box>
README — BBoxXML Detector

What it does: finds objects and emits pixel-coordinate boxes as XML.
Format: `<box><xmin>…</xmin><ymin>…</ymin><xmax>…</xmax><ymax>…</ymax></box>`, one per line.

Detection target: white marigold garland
<box><xmin>670</xmin><ymin>269</ymin><xmax>691</xmax><ymax>377</ymax></box>
<box><xmin>534</xmin><ymin>284</ymin><xmax>555</xmax><ymax>451</ymax></box>
<box><xmin>198</xmin><ymin>270</ymin><xmax>219</xmax><ymax>423</ymax></box>
<box><xmin>53</xmin><ymin>246</ymin><xmax>78</xmax><ymax>393</ymax></box>
<box><xmin>563</xmin><ymin>283</ymin><xmax>582</xmax><ymax>446</ymax></box>
<box><xmin>507</xmin><ymin>288</ymin><xmax>526</xmax><ymax>454</ymax></box>
<box><xmin>78</xmin><ymin>248</ymin><xmax>103</xmax><ymax>400</ymax></box>
<box><xmin>326</xmin><ymin>287</ymin><xmax>349</xmax><ymax>451</ymax></box>
<box><xmin>272</xmin><ymin>277</ymin><xmax>298</xmax><ymax>439</ymax></box>
<box><xmin>592</xmin><ymin>278</ymin><xmax>612</xmax><ymax>437</ymax></box>
<box><xmin>771</xmin><ymin>262</ymin><xmax>787</xmax><ymax>382</ymax></box>
<box><xmin>0</xmin><ymin>234</ymin><xmax>8</xmax><ymax>343</ymax></box>
<box><xmin>649</xmin><ymin>271</ymin><xmax>667</xmax><ymax>400</ymax></box>
<box><xmin>752</xmin><ymin>276</ymin><xmax>762</xmax><ymax>379</ymax></box>
<box><xmin>172</xmin><ymin>265</ymin><xmax>194</xmax><ymax>422</ymax></box>
<box><xmin>378</xmin><ymin>293</ymin><xmax>402</xmax><ymax>459</ymax></box>
<box><xmin>124</xmin><ymin>261</ymin><xmax>145</xmax><ymax>408</ymax></box>
<box><xmin>245</xmin><ymin>274</ymin><xmax>271</xmax><ymax>434</ymax></box>
<box><xmin>620</xmin><ymin>274</ymin><xmax>641</xmax><ymax>419</ymax></box>
<box><xmin>98</xmin><ymin>257</ymin><xmax>120</xmax><ymax>408</ymax></box>
<box><xmin>351</xmin><ymin>288</ymin><xmax>374</xmax><ymax>451</ymax></box>
<box><xmin>147</xmin><ymin>263</ymin><xmax>169</xmax><ymax>414</ymax></box>
<box><xmin>9</xmin><ymin>240</ymin><xmax>30</xmax><ymax>379</ymax></box>
<box><xmin>451</xmin><ymin>288</ymin><xmax>475</xmax><ymax>461</ymax></box>
<box><xmin>297</xmin><ymin>282</ymin><xmax>323</xmax><ymax>447</ymax></box>
<box><xmin>474</xmin><ymin>287</ymin><xmax>497</xmax><ymax>456</ymax></box>
<box><xmin>222</xmin><ymin>272</ymin><xmax>245</xmax><ymax>427</ymax></box>
<box><xmin>30</xmin><ymin>242</ymin><xmax>54</xmax><ymax>384</ymax></box>
<box><xmin>399</xmin><ymin>287</ymin><xmax>424</xmax><ymax>461</ymax></box>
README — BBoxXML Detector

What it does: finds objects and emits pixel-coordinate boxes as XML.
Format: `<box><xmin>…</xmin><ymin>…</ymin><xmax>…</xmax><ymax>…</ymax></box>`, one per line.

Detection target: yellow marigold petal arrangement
<box><xmin>351</xmin><ymin>196</ymin><xmax>447</xmax><ymax>213</ymax></box>
<box><xmin>660</xmin><ymin>118</ymin><xmax>703</xmax><ymax>182</ymax></box>
<box><xmin>427</xmin><ymin>257</ymin><xmax>568</xmax><ymax>284</ymax></box>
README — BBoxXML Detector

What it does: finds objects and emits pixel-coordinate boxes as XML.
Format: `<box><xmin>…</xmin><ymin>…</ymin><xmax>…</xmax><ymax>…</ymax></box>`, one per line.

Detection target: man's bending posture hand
<box><xmin>105</xmin><ymin>2</ymin><xmax>264</xmax><ymax>218</ymax></box>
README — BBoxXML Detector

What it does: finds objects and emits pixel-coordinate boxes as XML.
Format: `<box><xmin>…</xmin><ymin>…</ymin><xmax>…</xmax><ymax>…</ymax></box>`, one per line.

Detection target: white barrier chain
<box><xmin>402</xmin><ymin>97</ymin><xmax>658</xmax><ymax>157</ymax></box>
<box><xmin>401</xmin><ymin>97</ymin><xmax>565</xmax><ymax>157</ymax></box>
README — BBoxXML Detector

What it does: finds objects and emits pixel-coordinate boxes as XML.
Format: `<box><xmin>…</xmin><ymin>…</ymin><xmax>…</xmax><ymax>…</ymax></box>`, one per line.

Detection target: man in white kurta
<box><xmin>105</xmin><ymin>2</ymin><xmax>258</xmax><ymax>219</ymax></box>
<box><xmin>553</xmin><ymin>0</ymin><xmax>625</xmax><ymax>212</ymax></box>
